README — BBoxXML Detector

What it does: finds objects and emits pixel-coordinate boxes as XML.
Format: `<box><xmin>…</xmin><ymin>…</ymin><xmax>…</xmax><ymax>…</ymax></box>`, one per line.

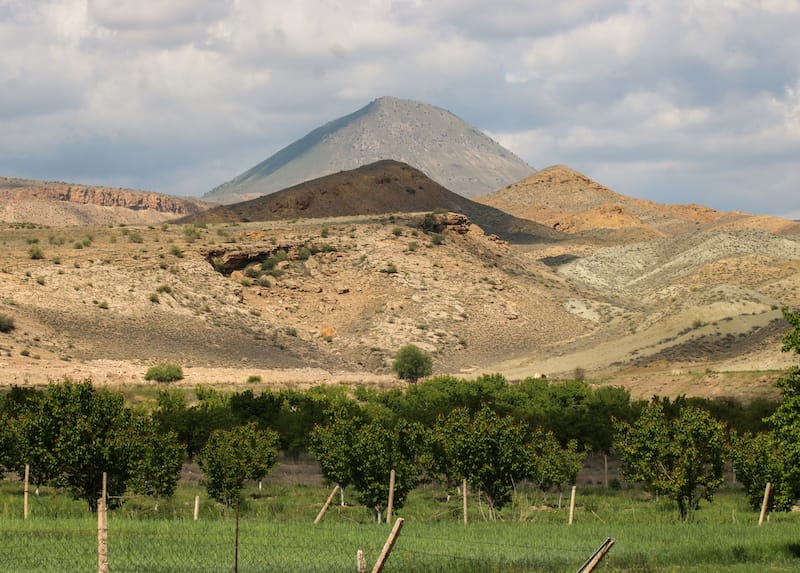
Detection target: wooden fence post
<box><xmin>462</xmin><ymin>479</ymin><xmax>468</xmax><ymax>525</ymax></box>
<box><xmin>98</xmin><ymin>471</ymin><xmax>108</xmax><ymax>573</ymax></box>
<box><xmin>315</xmin><ymin>485</ymin><xmax>340</xmax><ymax>524</ymax></box>
<box><xmin>23</xmin><ymin>464</ymin><xmax>30</xmax><ymax>519</ymax></box>
<box><xmin>371</xmin><ymin>517</ymin><xmax>404</xmax><ymax>573</ymax></box>
<box><xmin>759</xmin><ymin>482</ymin><xmax>772</xmax><ymax>526</ymax></box>
<box><xmin>577</xmin><ymin>538</ymin><xmax>616</xmax><ymax>573</ymax></box>
<box><xmin>98</xmin><ymin>496</ymin><xmax>108</xmax><ymax>573</ymax></box>
<box><xmin>357</xmin><ymin>549</ymin><xmax>367</xmax><ymax>573</ymax></box>
<box><xmin>194</xmin><ymin>495</ymin><xmax>200</xmax><ymax>521</ymax></box>
<box><xmin>386</xmin><ymin>470</ymin><xmax>396</xmax><ymax>525</ymax></box>
<box><xmin>568</xmin><ymin>485</ymin><xmax>577</xmax><ymax>525</ymax></box>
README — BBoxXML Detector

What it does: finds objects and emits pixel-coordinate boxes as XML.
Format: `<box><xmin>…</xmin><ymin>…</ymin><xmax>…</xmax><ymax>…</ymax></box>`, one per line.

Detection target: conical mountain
<box><xmin>204</xmin><ymin>96</ymin><xmax>534</xmax><ymax>204</ymax></box>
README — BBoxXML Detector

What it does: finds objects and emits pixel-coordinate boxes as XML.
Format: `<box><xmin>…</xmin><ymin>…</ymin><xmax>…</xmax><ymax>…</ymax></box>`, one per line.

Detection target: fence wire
<box><xmin>0</xmin><ymin>517</ymin><xmax>605</xmax><ymax>573</ymax></box>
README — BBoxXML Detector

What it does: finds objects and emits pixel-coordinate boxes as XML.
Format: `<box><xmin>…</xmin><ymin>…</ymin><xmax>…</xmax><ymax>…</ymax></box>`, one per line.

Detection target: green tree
<box><xmin>614</xmin><ymin>403</ymin><xmax>726</xmax><ymax>520</ymax></box>
<box><xmin>527</xmin><ymin>428</ymin><xmax>584</xmax><ymax>501</ymax></box>
<box><xmin>198</xmin><ymin>422</ymin><xmax>279</xmax><ymax>506</ymax></box>
<box><xmin>433</xmin><ymin>406</ymin><xmax>528</xmax><ymax>519</ymax></box>
<box><xmin>126</xmin><ymin>415</ymin><xmax>185</xmax><ymax>499</ymax></box>
<box><xmin>8</xmin><ymin>380</ymin><xmax>181</xmax><ymax>510</ymax></box>
<box><xmin>756</xmin><ymin>308</ymin><xmax>800</xmax><ymax>509</ymax></box>
<box><xmin>348</xmin><ymin>419</ymin><xmax>425</xmax><ymax>522</ymax></box>
<box><xmin>309</xmin><ymin>413</ymin><xmax>365</xmax><ymax>506</ymax></box>
<box><xmin>728</xmin><ymin>432</ymin><xmax>793</xmax><ymax>511</ymax></box>
<box><xmin>392</xmin><ymin>344</ymin><xmax>433</xmax><ymax>383</ymax></box>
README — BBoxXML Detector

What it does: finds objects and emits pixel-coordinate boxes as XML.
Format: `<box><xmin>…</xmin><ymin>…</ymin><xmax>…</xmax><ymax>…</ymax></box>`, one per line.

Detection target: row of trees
<box><xmin>0</xmin><ymin>309</ymin><xmax>798</xmax><ymax>520</ymax></box>
<box><xmin>309</xmin><ymin>405</ymin><xmax>583</xmax><ymax>521</ymax></box>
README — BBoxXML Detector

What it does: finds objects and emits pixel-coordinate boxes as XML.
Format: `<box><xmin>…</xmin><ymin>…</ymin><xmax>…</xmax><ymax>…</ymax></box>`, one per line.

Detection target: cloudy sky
<box><xmin>2</xmin><ymin>0</ymin><xmax>799</xmax><ymax>218</ymax></box>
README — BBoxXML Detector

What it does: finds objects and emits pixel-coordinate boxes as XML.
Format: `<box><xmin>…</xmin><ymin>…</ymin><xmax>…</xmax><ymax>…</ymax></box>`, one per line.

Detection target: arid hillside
<box><xmin>0</xmin><ymin>205</ymin><xmax>798</xmax><ymax>400</ymax></box>
<box><xmin>0</xmin><ymin>177</ymin><xmax>210</xmax><ymax>226</ymax></box>
<box><xmin>476</xmin><ymin>165</ymin><xmax>800</xmax><ymax>237</ymax></box>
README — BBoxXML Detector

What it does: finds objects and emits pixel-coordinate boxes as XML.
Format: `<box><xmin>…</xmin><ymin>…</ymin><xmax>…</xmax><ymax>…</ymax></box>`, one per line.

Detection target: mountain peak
<box><xmin>204</xmin><ymin>97</ymin><xmax>534</xmax><ymax>204</ymax></box>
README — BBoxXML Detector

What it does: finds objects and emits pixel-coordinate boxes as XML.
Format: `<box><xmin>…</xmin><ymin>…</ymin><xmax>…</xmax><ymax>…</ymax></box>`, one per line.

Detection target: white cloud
<box><xmin>0</xmin><ymin>0</ymin><xmax>797</xmax><ymax>217</ymax></box>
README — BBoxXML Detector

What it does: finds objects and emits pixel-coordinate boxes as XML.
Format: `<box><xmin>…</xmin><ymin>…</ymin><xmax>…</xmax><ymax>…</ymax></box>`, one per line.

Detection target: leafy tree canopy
<box><xmin>392</xmin><ymin>344</ymin><xmax>433</xmax><ymax>383</ymax></box>
<box><xmin>614</xmin><ymin>402</ymin><xmax>726</xmax><ymax>520</ymax></box>
<box><xmin>198</xmin><ymin>422</ymin><xmax>279</xmax><ymax>506</ymax></box>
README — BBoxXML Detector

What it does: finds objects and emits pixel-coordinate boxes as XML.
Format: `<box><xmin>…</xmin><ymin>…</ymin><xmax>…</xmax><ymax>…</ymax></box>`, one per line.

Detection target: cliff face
<box><xmin>3</xmin><ymin>182</ymin><xmax>205</xmax><ymax>215</ymax></box>
<box><xmin>0</xmin><ymin>177</ymin><xmax>210</xmax><ymax>225</ymax></box>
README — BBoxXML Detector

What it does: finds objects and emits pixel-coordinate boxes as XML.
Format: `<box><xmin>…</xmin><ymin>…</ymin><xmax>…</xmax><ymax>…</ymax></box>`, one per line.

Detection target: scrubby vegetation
<box><xmin>0</xmin><ymin>313</ymin><xmax>15</xmax><ymax>332</ymax></box>
<box><xmin>144</xmin><ymin>363</ymin><xmax>184</xmax><ymax>383</ymax></box>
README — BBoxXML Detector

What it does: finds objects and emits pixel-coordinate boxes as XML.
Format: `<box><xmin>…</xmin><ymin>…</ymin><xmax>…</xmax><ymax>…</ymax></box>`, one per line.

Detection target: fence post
<box><xmin>577</xmin><ymin>538</ymin><xmax>616</xmax><ymax>573</ymax></box>
<box><xmin>386</xmin><ymin>469</ymin><xmax>396</xmax><ymax>525</ymax></box>
<box><xmin>462</xmin><ymin>479</ymin><xmax>468</xmax><ymax>525</ymax></box>
<box><xmin>568</xmin><ymin>485</ymin><xmax>577</xmax><ymax>525</ymax></box>
<box><xmin>194</xmin><ymin>495</ymin><xmax>200</xmax><ymax>521</ymax></box>
<box><xmin>315</xmin><ymin>485</ymin><xmax>340</xmax><ymax>524</ymax></box>
<box><xmin>23</xmin><ymin>464</ymin><xmax>30</xmax><ymax>519</ymax></box>
<box><xmin>371</xmin><ymin>517</ymin><xmax>404</xmax><ymax>573</ymax></box>
<box><xmin>98</xmin><ymin>471</ymin><xmax>108</xmax><ymax>573</ymax></box>
<box><xmin>98</xmin><ymin>497</ymin><xmax>108</xmax><ymax>573</ymax></box>
<box><xmin>357</xmin><ymin>549</ymin><xmax>367</xmax><ymax>573</ymax></box>
<box><xmin>759</xmin><ymin>482</ymin><xmax>772</xmax><ymax>526</ymax></box>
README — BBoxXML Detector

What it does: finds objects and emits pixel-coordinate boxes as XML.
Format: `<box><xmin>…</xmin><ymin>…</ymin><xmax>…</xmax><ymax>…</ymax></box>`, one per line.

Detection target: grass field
<box><xmin>1</xmin><ymin>478</ymin><xmax>799</xmax><ymax>572</ymax></box>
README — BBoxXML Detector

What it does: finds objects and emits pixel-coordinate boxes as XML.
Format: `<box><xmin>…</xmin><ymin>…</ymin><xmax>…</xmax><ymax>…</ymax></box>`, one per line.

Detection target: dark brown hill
<box><xmin>182</xmin><ymin>160</ymin><xmax>559</xmax><ymax>241</ymax></box>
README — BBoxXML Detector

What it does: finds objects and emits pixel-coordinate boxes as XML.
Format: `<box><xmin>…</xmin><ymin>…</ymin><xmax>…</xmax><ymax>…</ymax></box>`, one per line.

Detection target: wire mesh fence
<box><xmin>1</xmin><ymin>511</ymin><xmax>607</xmax><ymax>573</ymax></box>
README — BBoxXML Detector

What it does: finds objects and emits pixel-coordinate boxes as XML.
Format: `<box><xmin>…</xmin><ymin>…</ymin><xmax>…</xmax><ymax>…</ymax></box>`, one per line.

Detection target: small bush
<box><xmin>149</xmin><ymin>293</ymin><xmax>160</xmax><ymax>304</ymax></box>
<box><xmin>247</xmin><ymin>375</ymin><xmax>262</xmax><ymax>384</ymax></box>
<box><xmin>129</xmin><ymin>232</ymin><xmax>144</xmax><ymax>243</ymax></box>
<box><xmin>28</xmin><ymin>245</ymin><xmax>44</xmax><ymax>259</ymax></box>
<box><xmin>169</xmin><ymin>245</ymin><xmax>184</xmax><ymax>258</ymax></box>
<box><xmin>262</xmin><ymin>251</ymin><xmax>288</xmax><ymax>270</ymax></box>
<box><xmin>144</xmin><ymin>363</ymin><xmax>184</xmax><ymax>382</ymax></box>
<box><xmin>430</xmin><ymin>233</ymin><xmax>444</xmax><ymax>246</ymax></box>
<box><xmin>0</xmin><ymin>314</ymin><xmax>15</xmax><ymax>332</ymax></box>
<box><xmin>156</xmin><ymin>284</ymin><xmax>173</xmax><ymax>294</ymax></box>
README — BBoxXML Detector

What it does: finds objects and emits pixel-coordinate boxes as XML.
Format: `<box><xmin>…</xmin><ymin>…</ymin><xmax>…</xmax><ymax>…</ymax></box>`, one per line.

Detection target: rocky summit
<box><xmin>204</xmin><ymin>96</ymin><xmax>534</xmax><ymax>204</ymax></box>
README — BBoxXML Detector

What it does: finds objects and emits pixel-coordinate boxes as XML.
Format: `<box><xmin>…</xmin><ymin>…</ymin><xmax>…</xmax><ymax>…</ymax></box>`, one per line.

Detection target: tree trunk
<box><xmin>678</xmin><ymin>497</ymin><xmax>688</xmax><ymax>521</ymax></box>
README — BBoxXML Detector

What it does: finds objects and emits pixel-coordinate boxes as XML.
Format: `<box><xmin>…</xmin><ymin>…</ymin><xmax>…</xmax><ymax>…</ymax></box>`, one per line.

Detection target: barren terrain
<box><xmin>1</xmin><ymin>205</ymin><xmax>798</xmax><ymax>400</ymax></box>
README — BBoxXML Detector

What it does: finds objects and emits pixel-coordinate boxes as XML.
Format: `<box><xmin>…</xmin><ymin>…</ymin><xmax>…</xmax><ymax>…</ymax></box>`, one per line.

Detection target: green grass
<box><xmin>1</xmin><ymin>482</ymin><xmax>800</xmax><ymax>572</ymax></box>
